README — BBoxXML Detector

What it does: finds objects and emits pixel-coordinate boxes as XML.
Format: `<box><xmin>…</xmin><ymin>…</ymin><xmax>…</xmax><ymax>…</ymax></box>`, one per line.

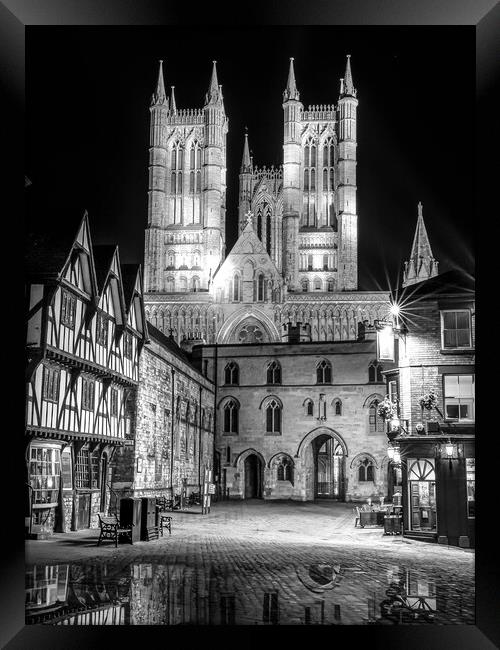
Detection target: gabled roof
<box><xmin>25</xmin><ymin>210</ymin><xmax>99</xmax><ymax>299</ymax></box>
<box><xmin>212</xmin><ymin>216</ymin><xmax>282</xmax><ymax>286</ymax></box>
<box><xmin>93</xmin><ymin>244</ymin><xmax>127</xmax><ymax>323</ymax></box>
<box><xmin>121</xmin><ymin>263</ymin><xmax>149</xmax><ymax>341</ymax></box>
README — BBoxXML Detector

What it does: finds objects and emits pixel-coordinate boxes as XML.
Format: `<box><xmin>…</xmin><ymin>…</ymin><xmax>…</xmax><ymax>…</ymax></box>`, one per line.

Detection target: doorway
<box><xmin>244</xmin><ymin>454</ymin><xmax>263</xmax><ymax>499</ymax></box>
<box><xmin>313</xmin><ymin>435</ymin><xmax>345</xmax><ymax>500</ymax></box>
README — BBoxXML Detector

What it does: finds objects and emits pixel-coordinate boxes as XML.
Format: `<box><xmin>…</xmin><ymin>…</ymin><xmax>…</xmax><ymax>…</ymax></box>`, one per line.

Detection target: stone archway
<box><xmin>295</xmin><ymin>428</ymin><xmax>348</xmax><ymax>502</ymax></box>
<box><xmin>234</xmin><ymin>449</ymin><xmax>266</xmax><ymax>500</ymax></box>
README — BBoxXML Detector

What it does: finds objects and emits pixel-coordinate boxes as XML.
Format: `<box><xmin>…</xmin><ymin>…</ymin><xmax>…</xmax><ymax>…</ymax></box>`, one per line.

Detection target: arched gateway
<box><xmin>296</xmin><ymin>427</ymin><xmax>348</xmax><ymax>501</ymax></box>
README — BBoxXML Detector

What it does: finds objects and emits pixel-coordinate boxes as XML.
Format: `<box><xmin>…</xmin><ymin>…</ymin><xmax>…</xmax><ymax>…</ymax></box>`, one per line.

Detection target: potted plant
<box><xmin>419</xmin><ymin>391</ymin><xmax>437</xmax><ymax>411</ymax></box>
<box><xmin>377</xmin><ymin>396</ymin><xmax>396</xmax><ymax>421</ymax></box>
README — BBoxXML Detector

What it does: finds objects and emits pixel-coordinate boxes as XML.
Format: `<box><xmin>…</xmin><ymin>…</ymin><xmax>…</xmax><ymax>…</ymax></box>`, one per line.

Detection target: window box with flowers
<box><xmin>377</xmin><ymin>397</ymin><xmax>396</xmax><ymax>422</ymax></box>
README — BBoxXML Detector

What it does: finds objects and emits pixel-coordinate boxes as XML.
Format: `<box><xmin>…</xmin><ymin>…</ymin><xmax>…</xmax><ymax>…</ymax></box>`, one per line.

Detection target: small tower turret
<box><xmin>282</xmin><ymin>57</ymin><xmax>303</xmax><ymax>290</ymax></box>
<box><xmin>238</xmin><ymin>128</ymin><xmax>253</xmax><ymax>234</ymax></box>
<box><xmin>403</xmin><ymin>202</ymin><xmax>439</xmax><ymax>287</ymax></box>
<box><xmin>203</xmin><ymin>61</ymin><xmax>228</xmax><ymax>277</ymax></box>
<box><xmin>145</xmin><ymin>60</ymin><xmax>169</xmax><ymax>292</ymax></box>
<box><xmin>336</xmin><ymin>54</ymin><xmax>359</xmax><ymax>290</ymax></box>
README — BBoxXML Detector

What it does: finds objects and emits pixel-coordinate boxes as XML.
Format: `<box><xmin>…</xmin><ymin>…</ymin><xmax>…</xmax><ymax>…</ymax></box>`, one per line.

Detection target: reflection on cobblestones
<box><xmin>25</xmin><ymin>556</ymin><xmax>474</xmax><ymax>626</ymax></box>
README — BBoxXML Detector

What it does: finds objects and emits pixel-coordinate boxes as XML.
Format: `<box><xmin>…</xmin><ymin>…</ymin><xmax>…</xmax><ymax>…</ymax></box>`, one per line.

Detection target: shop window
<box><xmin>266</xmin><ymin>361</ymin><xmax>281</xmax><ymax>385</ymax></box>
<box><xmin>61</xmin><ymin>290</ymin><xmax>76</xmax><ymax>328</ymax></box>
<box><xmin>223</xmin><ymin>400</ymin><xmax>238</xmax><ymax>434</ymax></box>
<box><xmin>75</xmin><ymin>448</ymin><xmax>91</xmax><ymax>489</ymax></box>
<box><xmin>42</xmin><ymin>365</ymin><xmax>60</xmax><ymax>403</ymax></box>
<box><xmin>441</xmin><ymin>310</ymin><xmax>472</xmax><ymax>349</ymax></box>
<box><xmin>96</xmin><ymin>312</ymin><xmax>108</xmax><ymax>347</ymax></box>
<box><xmin>466</xmin><ymin>458</ymin><xmax>475</xmax><ymax>518</ymax></box>
<box><xmin>443</xmin><ymin>374</ymin><xmax>474</xmax><ymax>422</ymax></box>
<box><xmin>316</xmin><ymin>359</ymin><xmax>332</xmax><ymax>384</ymax></box>
<box><xmin>266</xmin><ymin>399</ymin><xmax>281</xmax><ymax>434</ymax></box>
<box><xmin>224</xmin><ymin>361</ymin><xmax>239</xmax><ymax>385</ymax></box>
<box><xmin>29</xmin><ymin>445</ymin><xmax>61</xmax><ymax>505</ymax></box>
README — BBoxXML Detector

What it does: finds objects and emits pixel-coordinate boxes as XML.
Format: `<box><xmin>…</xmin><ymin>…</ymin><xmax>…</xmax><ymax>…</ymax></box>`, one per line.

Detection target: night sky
<box><xmin>26</xmin><ymin>26</ymin><xmax>475</xmax><ymax>290</ymax></box>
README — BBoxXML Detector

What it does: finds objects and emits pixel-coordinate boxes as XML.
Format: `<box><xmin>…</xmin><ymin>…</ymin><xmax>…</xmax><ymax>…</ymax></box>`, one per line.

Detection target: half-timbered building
<box><xmin>25</xmin><ymin>212</ymin><xmax>148</xmax><ymax>537</ymax></box>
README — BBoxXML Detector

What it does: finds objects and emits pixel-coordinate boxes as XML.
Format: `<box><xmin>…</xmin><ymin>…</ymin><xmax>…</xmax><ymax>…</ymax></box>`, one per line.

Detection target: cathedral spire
<box><xmin>283</xmin><ymin>57</ymin><xmax>300</xmax><ymax>101</ymax></box>
<box><xmin>340</xmin><ymin>54</ymin><xmax>356</xmax><ymax>98</ymax></box>
<box><xmin>151</xmin><ymin>59</ymin><xmax>167</xmax><ymax>106</ymax></box>
<box><xmin>170</xmin><ymin>86</ymin><xmax>177</xmax><ymax>114</ymax></box>
<box><xmin>402</xmin><ymin>202</ymin><xmax>439</xmax><ymax>287</ymax></box>
<box><xmin>241</xmin><ymin>128</ymin><xmax>251</xmax><ymax>172</ymax></box>
<box><xmin>205</xmin><ymin>60</ymin><xmax>221</xmax><ymax>105</ymax></box>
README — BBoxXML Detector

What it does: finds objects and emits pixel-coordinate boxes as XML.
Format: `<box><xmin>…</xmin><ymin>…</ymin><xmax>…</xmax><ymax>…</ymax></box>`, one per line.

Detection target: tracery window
<box><xmin>316</xmin><ymin>359</ymin><xmax>332</xmax><ymax>384</ymax></box>
<box><xmin>223</xmin><ymin>400</ymin><xmax>238</xmax><ymax>434</ymax></box>
<box><xmin>358</xmin><ymin>459</ymin><xmax>374</xmax><ymax>482</ymax></box>
<box><xmin>224</xmin><ymin>361</ymin><xmax>239</xmax><ymax>386</ymax></box>
<box><xmin>232</xmin><ymin>274</ymin><xmax>241</xmax><ymax>302</ymax></box>
<box><xmin>266</xmin><ymin>399</ymin><xmax>281</xmax><ymax>434</ymax></box>
<box><xmin>276</xmin><ymin>457</ymin><xmax>293</xmax><ymax>482</ymax></box>
<box><xmin>368</xmin><ymin>399</ymin><xmax>384</xmax><ymax>433</ymax></box>
<box><xmin>368</xmin><ymin>361</ymin><xmax>383</xmax><ymax>383</ymax></box>
<box><xmin>266</xmin><ymin>361</ymin><xmax>281</xmax><ymax>385</ymax></box>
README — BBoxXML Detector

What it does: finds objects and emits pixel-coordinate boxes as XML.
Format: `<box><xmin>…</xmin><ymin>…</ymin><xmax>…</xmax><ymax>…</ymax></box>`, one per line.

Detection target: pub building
<box><xmin>25</xmin><ymin>212</ymin><xmax>148</xmax><ymax>537</ymax></box>
<box><xmin>381</xmin><ymin>269</ymin><xmax>475</xmax><ymax>547</ymax></box>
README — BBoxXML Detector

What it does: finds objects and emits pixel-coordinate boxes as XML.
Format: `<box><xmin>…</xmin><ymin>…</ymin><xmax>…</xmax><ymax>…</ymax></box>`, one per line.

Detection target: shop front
<box><xmin>398</xmin><ymin>435</ymin><xmax>475</xmax><ymax>548</ymax></box>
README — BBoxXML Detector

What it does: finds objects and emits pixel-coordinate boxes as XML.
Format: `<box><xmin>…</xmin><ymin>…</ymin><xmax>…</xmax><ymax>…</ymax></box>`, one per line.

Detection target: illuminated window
<box><xmin>441</xmin><ymin>310</ymin><xmax>472</xmax><ymax>349</ymax></box>
<box><xmin>443</xmin><ymin>374</ymin><xmax>475</xmax><ymax>421</ymax></box>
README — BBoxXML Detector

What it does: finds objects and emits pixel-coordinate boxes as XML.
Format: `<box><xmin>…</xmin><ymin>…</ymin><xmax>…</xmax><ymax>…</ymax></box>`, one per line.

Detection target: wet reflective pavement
<box><xmin>25</xmin><ymin>500</ymin><xmax>474</xmax><ymax>626</ymax></box>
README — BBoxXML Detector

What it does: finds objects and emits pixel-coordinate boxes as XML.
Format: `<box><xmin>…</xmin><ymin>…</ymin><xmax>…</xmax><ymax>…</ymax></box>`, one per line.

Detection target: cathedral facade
<box><xmin>143</xmin><ymin>56</ymin><xmax>391</xmax><ymax>345</ymax></box>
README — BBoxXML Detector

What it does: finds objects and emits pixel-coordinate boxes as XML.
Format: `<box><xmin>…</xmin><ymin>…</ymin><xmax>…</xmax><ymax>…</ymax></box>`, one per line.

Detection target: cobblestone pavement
<box><xmin>25</xmin><ymin>500</ymin><xmax>475</xmax><ymax>626</ymax></box>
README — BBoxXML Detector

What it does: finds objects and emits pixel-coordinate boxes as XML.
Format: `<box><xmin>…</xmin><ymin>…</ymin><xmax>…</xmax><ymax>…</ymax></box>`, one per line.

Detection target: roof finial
<box><xmin>170</xmin><ymin>86</ymin><xmax>177</xmax><ymax>114</ymax></box>
<box><xmin>284</xmin><ymin>57</ymin><xmax>300</xmax><ymax>101</ymax></box>
<box><xmin>207</xmin><ymin>60</ymin><xmax>219</xmax><ymax>102</ymax></box>
<box><xmin>241</xmin><ymin>128</ymin><xmax>251</xmax><ymax>172</ymax></box>
<box><xmin>402</xmin><ymin>202</ymin><xmax>439</xmax><ymax>287</ymax></box>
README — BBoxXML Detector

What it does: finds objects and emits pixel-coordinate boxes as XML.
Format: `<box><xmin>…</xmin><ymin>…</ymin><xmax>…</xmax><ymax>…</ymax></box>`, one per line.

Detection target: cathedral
<box><xmin>143</xmin><ymin>56</ymin><xmax>393</xmax><ymax>344</ymax></box>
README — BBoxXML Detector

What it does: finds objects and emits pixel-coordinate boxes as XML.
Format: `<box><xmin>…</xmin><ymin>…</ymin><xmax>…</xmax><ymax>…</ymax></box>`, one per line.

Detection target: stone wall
<box><xmin>111</xmin><ymin>325</ymin><xmax>215</xmax><ymax>501</ymax></box>
<box><xmin>197</xmin><ymin>339</ymin><xmax>389</xmax><ymax>502</ymax></box>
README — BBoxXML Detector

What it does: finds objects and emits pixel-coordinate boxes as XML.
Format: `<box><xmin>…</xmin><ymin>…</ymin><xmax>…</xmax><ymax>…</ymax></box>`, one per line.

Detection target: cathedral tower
<box><xmin>144</xmin><ymin>60</ymin><xmax>228</xmax><ymax>294</ymax></box>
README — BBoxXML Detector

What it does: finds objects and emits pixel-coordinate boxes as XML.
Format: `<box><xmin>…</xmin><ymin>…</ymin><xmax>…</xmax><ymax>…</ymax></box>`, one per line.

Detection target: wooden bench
<box><xmin>97</xmin><ymin>513</ymin><xmax>134</xmax><ymax>547</ymax></box>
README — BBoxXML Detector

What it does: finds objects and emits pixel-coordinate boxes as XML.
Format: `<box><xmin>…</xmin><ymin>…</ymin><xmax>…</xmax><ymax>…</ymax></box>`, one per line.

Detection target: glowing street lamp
<box><xmin>393</xmin><ymin>448</ymin><xmax>402</xmax><ymax>465</ymax></box>
<box><xmin>387</xmin><ymin>444</ymin><xmax>395</xmax><ymax>460</ymax></box>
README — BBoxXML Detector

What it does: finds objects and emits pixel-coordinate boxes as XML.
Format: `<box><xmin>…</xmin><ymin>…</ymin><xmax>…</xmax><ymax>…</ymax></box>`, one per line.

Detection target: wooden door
<box><xmin>77</xmin><ymin>493</ymin><xmax>91</xmax><ymax>529</ymax></box>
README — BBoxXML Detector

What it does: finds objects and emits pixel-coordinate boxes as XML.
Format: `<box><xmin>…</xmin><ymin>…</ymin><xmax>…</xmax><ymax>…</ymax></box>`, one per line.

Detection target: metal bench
<box><xmin>97</xmin><ymin>513</ymin><xmax>134</xmax><ymax>547</ymax></box>
<box><xmin>155</xmin><ymin>497</ymin><xmax>172</xmax><ymax>537</ymax></box>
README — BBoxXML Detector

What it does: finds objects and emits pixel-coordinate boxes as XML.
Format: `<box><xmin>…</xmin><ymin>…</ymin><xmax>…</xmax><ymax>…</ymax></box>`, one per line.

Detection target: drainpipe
<box><xmin>170</xmin><ymin>367</ymin><xmax>175</xmax><ymax>499</ymax></box>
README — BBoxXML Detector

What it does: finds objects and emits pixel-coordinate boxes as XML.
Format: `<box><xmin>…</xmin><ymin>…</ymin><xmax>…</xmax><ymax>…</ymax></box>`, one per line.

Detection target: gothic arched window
<box><xmin>314</xmin><ymin>278</ymin><xmax>322</xmax><ymax>291</ymax></box>
<box><xmin>232</xmin><ymin>274</ymin><xmax>241</xmax><ymax>302</ymax></box>
<box><xmin>316</xmin><ymin>359</ymin><xmax>332</xmax><ymax>384</ymax></box>
<box><xmin>310</xmin><ymin>145</ymin><xmax>317</xmax><ymax>166</ymax></box>
<box><xmin>305</xmin><ymin>399</ymin><xmax>314</xmax><ymax>416</ymax></box>
<box><xmin>224</xmin><ymin>362</ymin><xmax>239</xmax><ymax>385</ymax></box>
<box><xmin>190</xmin><ymin>145</ymin><xmax>196</xmax><ymax>169</ymax></box>
<box><xmin>369</xmin><ymin>400</ymin><xmax>384</xmax><ymax>433</ymax></box>
<box><xmin>189</xmin><ymin>171</ymin><xmax>195</xmax><ymax>193</ymax></box>
<box><xmin>266</xmin><ymin>399</ymin><xmax>281</xmax><ymax>434</ymax></box>
<box><xmin>327</xmin><ymin>278</ymin><xmax>334</xmax><ymax>292</ymax></box>
<box><xmin>257</xmin><ymin>274</ymin><xmax>265</xmax><ymax>302</ymax></box>
<box><xmin>304</xmin><ymin>145</ymin><xmax>310</xmax><ymax>167</ymax></box>
<box><xmin>266</xmin><ymin>361</ymin><xmax>281</xmax><ymax>385</ymax></box>
<box><xmin>223</xmin><ymin>400</ymin><xmax>238</xmax><ymax>434</ymax></box>
<box><xmin>191</xmin><ymin>277</ymin><xmax>199</xmax><ymax>292</ymax></box>
<box><xmin>369</xmin><ymin>361</ymin><xmax>383</xmax><ymax>383</ymax></box>
<box><xmin>266</xmin><ymin>214</ymin><xmax>272</xmax><ymax>254</ymax></box>
<box><xmin>301</xmin><ymin>278</ymin><xmax>309</xmax><ymax>292</ymax></box>
<box><xmin>311</xmin><ymin>168</ymin><xmax>316</xmax><ymax>190</ymax></box>
<box><xmin>179</xmin><ymin>277</ymin><xmax>187</xmax><ymax>292</ymax></box>
<box><xmin>333</xmin><ymin>399</ymin><xmax>342</xmax><ymax>416</ymax></box>
<box><xmin>166</xmin><ymin>277</ymin><xmax>175</xmax><ymax>292</ymax></box>
<box><xmin>358</xmin><ymin>459</ymin><xmax>375</xmax><ymax>482</ymax></box>
<box><xmin>276</xmin><ymin>457</ymin><xmax>293</xmax><ymax>483</ymax></box>
<box><xmin>304</xmin><ymin>169</ymin><xmax>309</xmax><ymax>191</ymax></box>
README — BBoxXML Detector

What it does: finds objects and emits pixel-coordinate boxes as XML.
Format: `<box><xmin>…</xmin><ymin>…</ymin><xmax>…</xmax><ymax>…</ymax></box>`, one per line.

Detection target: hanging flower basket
<box><xmin>377</xmin><ymin>397</ymin><xmax>396</xmax><ymax>421</ymax></box>
<box><xmin>419</xmin><ymin>392</ymin><xmax>437</xmax><ymax>411</ymax></box>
